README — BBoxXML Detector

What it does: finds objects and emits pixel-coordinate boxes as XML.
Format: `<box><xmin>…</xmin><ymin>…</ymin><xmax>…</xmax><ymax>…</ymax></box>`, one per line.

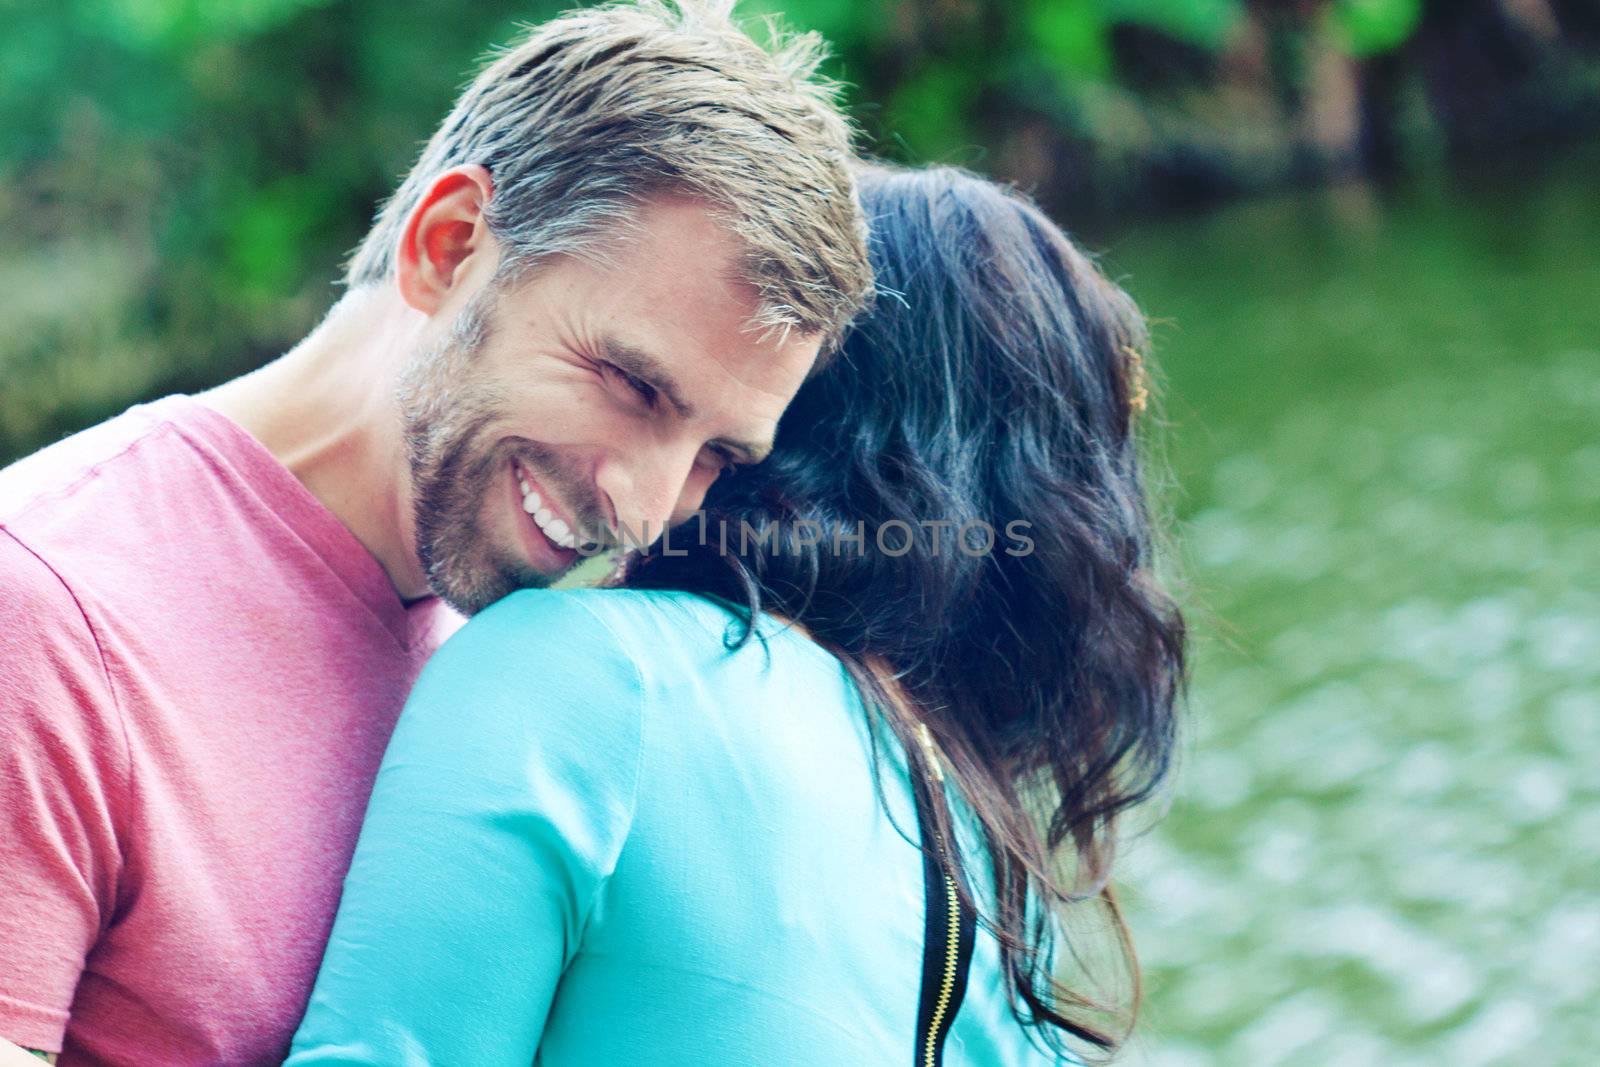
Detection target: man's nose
<box><xmin>594</xmin><ymin>438</ymin><xmax>706</xmax><ymax>547</ymax></box>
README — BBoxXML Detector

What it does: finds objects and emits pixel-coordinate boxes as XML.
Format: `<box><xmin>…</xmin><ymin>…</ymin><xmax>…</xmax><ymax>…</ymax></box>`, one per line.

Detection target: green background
<box><xmin>4</xmin><ymin>1</ymin><xmax>1598</xmax><ymax>1061</ymax></box>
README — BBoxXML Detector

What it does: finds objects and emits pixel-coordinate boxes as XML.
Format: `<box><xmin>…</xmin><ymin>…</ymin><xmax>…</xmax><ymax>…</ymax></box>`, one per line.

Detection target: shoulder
<box><xmin>505</xmin><ymin>589</ymin><xmax>832</xmax><ymax>713</ymax></box>
<box><xmin>0</xmin><ymin>399</ymin><xmax>230</xmax><ymax>609</ymax></box>
<box><xmin>377</xmin><ymin>592</ymin><xmax>729</xmax><ymax>839</ymax></box>
<box><xmin>0</xmin><ymin>528</ymin><xmax>128</xmax><ymax>807</ymax></box>
<box><xmin>392</xmin><ymin>590</ymin><xmax>722</xmax><ymax>764</ymax></box>
<box><xmin>423</xmin><ymin>586</ymin><xmax>713</xmax><ymax>666</ymax></box>
<box><xmin>0</xmin><ymin>526</ymin><xmax>106</xmax><ymax>681</ymax></box>
<box><xmin>397</xmin><ymin>589</ymin><xmax>765</xmax><ymax>766</ymax></box>
<box><xmin>0</xmin><ymin>408</ymin><xmax>200</xmax><ymax>700</ymax></box>
<box><xmin>0</xmin><ymin>525</ymin><xmax>81</xmax><ymax>619</ymax></box>
<box><xmin>402</xmin><ymin>588</ymin><xmax>854</xmax><ymax>768</ymax></box>
<box><xmin>0</xmin><ymin>399</ymin><xmax>182</xmax><ymax>528</ymax></box>
<box><xmin>426</xmin><ymin>587</ymin><xmax>743</xmax><ymax>690</ymax></box>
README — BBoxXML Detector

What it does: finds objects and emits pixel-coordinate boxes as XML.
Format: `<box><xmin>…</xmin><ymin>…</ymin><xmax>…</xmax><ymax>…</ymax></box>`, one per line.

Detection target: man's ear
<box><xmin>394</xmin><ymin>164</ymin><xmax>495</xmax><ymax>315</ymax></box>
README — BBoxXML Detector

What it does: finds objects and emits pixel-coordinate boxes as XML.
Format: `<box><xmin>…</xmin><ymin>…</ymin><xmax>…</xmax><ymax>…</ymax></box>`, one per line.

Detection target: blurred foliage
<box><xmin>1332</xmin><ymin>0</ymin><xmax>1424</xmax><ymax>56</ymax></box>
<box><xmin>3</xmin><ymin>0</ymin><xmax>1600</xmax><ymax>459</ymax></box>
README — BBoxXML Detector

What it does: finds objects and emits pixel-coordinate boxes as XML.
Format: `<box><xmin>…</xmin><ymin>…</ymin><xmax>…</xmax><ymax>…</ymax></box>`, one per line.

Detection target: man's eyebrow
<box><xmin>598</xmin><ymin>336</ymin><xmax>694</xmax><ymax>419</ymax></box>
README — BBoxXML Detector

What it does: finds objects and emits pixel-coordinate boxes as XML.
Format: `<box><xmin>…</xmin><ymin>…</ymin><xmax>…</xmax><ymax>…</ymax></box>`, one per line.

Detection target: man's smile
<box><xmin>510</xmin><ymin>458</ymin><xmax>581</xmax><ymax>569</ymax></box>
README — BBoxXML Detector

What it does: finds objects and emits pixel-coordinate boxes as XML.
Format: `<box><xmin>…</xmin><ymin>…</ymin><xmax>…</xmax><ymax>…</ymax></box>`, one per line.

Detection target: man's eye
<box><xmin>602</xmin><ymin>363</ymin><xmax>657</xmax><ymax>407</ymax></box>
<box><xmin>702</xmin><ymin>447</ymin><xmax>741</xmax><ymax>476</ymax></box>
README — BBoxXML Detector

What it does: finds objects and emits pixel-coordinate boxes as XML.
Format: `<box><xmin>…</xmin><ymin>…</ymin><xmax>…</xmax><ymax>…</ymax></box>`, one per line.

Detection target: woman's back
<box><xmin>288</xmin><ymin>588</ymin><xmax>1060</xmax><ymax>1065</ymax></box>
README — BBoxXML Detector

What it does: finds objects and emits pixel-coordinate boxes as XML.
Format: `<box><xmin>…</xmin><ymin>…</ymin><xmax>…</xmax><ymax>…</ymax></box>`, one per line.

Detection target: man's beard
<box><xmin>395</xmin><ymin>288</ymin><xmax>601</xmax><ymax>615</ymax></box>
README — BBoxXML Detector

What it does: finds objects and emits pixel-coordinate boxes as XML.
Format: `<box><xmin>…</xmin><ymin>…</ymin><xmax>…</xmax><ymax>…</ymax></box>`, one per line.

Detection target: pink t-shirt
<box><xmin>0</xmin><ymin>395</ymin><xmax>462</xmax><ymax>1064</ymax></box>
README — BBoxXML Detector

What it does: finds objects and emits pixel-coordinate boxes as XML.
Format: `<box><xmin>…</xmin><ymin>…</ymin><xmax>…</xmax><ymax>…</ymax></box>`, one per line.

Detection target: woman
<box><xmin>286</xmin><ymin>164</ymin><xmax>1184</xmax><ymax>1065</ymax></box>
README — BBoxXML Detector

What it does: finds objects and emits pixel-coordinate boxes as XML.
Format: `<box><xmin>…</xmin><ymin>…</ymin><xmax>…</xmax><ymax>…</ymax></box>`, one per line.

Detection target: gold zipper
<box><xmin>916</xmin><ymin>720</ymin><xmax>961</xmax><ymax>1067</ymax></box>
<box><xmin>923</xmin><ymin>870</ymin><xmax>963</xmax><ymax>1067</ymax></box>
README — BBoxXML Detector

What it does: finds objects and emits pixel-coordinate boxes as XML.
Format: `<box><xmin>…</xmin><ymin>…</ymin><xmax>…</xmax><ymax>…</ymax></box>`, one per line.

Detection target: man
<box><xmin>0</xmin><ymin>2</ymin><xmax>872</xmax><ymax>1062</ymax></box>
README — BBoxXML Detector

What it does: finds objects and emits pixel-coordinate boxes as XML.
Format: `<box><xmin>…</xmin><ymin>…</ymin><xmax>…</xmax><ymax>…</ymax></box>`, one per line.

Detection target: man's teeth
<box><xmin>517</xmin><ymin>474</ymin><xmax>577</xmax><ymax>549</ymax></box>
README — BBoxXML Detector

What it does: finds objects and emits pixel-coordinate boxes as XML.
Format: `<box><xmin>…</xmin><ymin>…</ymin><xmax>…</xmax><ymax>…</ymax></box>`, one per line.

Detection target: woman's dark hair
<box><xmin>627</xmin><ymin>163</ymin><xmax>1185</xmax><ymax>1055</ymax></box>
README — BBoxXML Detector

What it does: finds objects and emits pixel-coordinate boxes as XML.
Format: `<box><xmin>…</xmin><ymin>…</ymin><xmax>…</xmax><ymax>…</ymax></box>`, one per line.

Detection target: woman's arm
<box><xmin>285</xmin><ymin>591</ymin><xmax>645</xmax><ymax>1066</ymax></box>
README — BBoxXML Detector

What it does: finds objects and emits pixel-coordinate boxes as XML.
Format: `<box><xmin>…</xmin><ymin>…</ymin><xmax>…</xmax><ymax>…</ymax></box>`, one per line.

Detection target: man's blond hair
<box><xmin>347</xmin><ymin>0</ymin><xmax>872</xmax><ymax>344</ymax></box>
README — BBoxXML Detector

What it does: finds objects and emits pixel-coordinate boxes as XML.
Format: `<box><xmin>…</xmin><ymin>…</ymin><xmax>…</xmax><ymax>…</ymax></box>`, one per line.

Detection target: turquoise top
<box><xmin>286</xmin><ymin>589</ymin><xmax>1065</xmax><ymax>1065</ymax></box>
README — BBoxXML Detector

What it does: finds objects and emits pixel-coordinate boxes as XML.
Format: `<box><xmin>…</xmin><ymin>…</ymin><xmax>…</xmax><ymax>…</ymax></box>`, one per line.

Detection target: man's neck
<box><xmin>199</xmin><ymin>287</ymin><xmax>431</xmax><ymax>600</ymax></box>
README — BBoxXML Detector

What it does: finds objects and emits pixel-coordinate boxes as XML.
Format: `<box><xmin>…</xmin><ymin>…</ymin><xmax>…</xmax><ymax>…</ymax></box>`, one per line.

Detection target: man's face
<box><xmin>397</xmin><ymin>197</ymin><xmax>821</xmax><ymax>615</ymax></box>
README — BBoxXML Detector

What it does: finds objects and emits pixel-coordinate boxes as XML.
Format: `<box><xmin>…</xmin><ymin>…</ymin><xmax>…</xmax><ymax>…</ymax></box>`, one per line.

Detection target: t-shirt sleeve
<box><xmin>286</xmin><ymin>590</ymin><xmax>646</xmax><ymax>1067</ymax></box>
<box><xmin>0</xmin><ymin>528</ymin><xmax>127</xmax><ymax>1054</ymax></box>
